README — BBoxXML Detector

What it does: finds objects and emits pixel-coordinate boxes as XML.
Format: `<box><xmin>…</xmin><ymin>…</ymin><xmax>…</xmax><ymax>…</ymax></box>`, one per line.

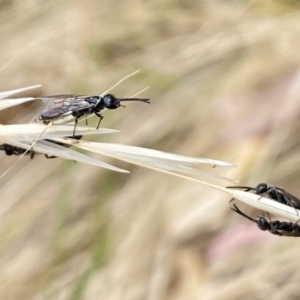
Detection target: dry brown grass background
<box><xmin>1</xmin><ymin>1</ymin><xmax>300</xmax><ymax>299</ymax></box>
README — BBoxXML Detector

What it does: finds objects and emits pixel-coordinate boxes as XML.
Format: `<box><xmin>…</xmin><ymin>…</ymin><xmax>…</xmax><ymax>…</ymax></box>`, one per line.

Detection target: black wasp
<box><xmin>0</xmin><ymin>144</ymin><xmax>36</xmax><ymax>159</ymax></box>
<box><xmin>231</xmin><ymin>204</ymin><xmax>300</xmax><ymax>237</ymax></box>
<box><xmin>227</xmin><ymin>183</ymin><xmax>300</xmax><ymax>214</ymax></box>
<box><xmin>39</xmin><ymin>94</ymin><xmax>150</xmax><ymax>135</ymax></box>
<box><xmin>0</xmin><ymin>135</ymin><xmax>82</xmax><ymax>159</ymax></box>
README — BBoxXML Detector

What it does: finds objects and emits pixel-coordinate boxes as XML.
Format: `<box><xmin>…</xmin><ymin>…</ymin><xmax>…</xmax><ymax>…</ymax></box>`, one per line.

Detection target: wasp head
<box><xmin>101</xmin><ymin>94</ymin><xmax>150</xmax><ymax>110</ymax></box>
<box><xmin>1</xmin><ymin>144</ymin><xmax>14</xmax><ymax>155</ymax></box>
<box><xmin>256</xmin><ymin>183</ymin><xmax>268</xmax><ymax>195</ymax></box>
<box><xmin>102</xmin><ymin>94</ymin><xmax>121</xmax><ymax>110</ymax></box>
<box><xmin>256</xmin><ymin>217</ymin><xmax>270</xmax><ymax>231</ymax></box>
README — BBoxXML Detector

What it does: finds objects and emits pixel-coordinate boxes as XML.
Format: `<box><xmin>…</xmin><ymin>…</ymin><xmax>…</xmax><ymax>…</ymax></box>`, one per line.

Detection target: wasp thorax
<box><xmin>102</xmin><ymin>94</ymin><xmax>120</xmax><ymax>110</ymax></box>
<box><xmin>85</xmin><ymin>96</ymin><xmax>100</xmax><ymax>105</ymax></box>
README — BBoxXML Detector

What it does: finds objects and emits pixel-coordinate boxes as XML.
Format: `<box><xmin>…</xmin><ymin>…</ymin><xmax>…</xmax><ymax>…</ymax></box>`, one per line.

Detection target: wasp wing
<box><xmin>275</xmin><ymin>230</ymin><xmax>300</xmax><ymax>237</ymax></box>
<box><xmin>40</xmin><ymin>95</ymin><xmax>92</xmax><ymax>120</ymax></box>
<box><xmin>271</xmin><ymin>220</ymin><xmax>300</xmax><ymax>237</ymax></box>
<box><xmin>274</xmin><ymin>188</ymin><xmax>300</xmax><ymax>208</ymax></box>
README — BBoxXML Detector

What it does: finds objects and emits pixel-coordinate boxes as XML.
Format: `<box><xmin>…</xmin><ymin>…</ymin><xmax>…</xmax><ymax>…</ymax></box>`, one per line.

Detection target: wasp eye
<box><xmin>103</xmin><ymin>94</ymin><xmax>119</xmax><ymax>109</ymax></box>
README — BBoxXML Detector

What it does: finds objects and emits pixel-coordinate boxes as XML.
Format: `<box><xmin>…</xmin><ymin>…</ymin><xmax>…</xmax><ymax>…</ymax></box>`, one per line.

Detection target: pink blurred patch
<box><xmin>207</xmin><ymin>222</ymin><xmax>277</xmax><ymax>263</ymax></box>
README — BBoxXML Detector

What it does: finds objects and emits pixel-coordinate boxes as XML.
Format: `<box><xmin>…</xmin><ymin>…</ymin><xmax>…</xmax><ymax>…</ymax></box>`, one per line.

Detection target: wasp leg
<box><xmin>45</xmin><ymin>154</ymin><xmax>57</xmax><ymax>159</ymax></box>
<box><xmin>73</xmin><ymin>118</ymin><xmax>78</xmax><ymax>136</ymax></box>
<box><xmin>95</xmin><ymin>113</ymin><xmax>104</xmax><ymax>129</ymax></box>
<box><xmin>257</xmin><ymin>195</ymin><xmax>264</xmax><ymax>201</ymax></box>
<box><xmin>30</xmin><ymin>151</ymin><xmax>36</xmax><ymax>159</ymax></box>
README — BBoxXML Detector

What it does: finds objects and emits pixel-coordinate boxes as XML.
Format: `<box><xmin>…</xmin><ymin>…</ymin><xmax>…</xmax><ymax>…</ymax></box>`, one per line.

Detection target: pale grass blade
<box><xmin>49</xmin><ymin>139</ymin><xmax>236</xmax><ymax>182</ymax></box>
<box><xmin>0</xmin><ymin>139</ymin><xmax>128</xmax><ymax>173</ymax></box>
<box><xmin>59</xmin><ymin>141</ymin><xmax>235</xmax><ymax>167</ymax></box>
<box><xmin>0</xmin><ymin>97</ymin><xmax>40</xmax><ymax>111</ymax></box>
<box><xmin>0</xmin><ymin>124</ymin><xmax>118</xmax><ymax>139</ymax></box>
<box><xmin>0</xmin><ymin>84</ymin><xmax>41</xmax><ymax>100</ymax></box>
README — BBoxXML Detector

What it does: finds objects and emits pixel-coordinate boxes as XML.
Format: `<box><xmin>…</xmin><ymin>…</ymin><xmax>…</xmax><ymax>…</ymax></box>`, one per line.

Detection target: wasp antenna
<box><xmin>118</xmin><ymin>98</ymin><xmax>150</xmax><ymax>104</ymax></box>
<box><xmin>266</xmin><ymin>212</ymin><xmax>272</xmax><ymax>222</ymax></box>
<box><xmin>231</xmin><ymin>204</ymin><xmax>256</xmax><ymax>223</ymax></box>
<box><xmin>226</xmin><ymin>186</ymin><xmax>255</xmax><ymax>191</ymax></box>
<box><xmin>228</xmin><ymin>197</ymin><xmax>235</xmax><ymax>203</ymax></box>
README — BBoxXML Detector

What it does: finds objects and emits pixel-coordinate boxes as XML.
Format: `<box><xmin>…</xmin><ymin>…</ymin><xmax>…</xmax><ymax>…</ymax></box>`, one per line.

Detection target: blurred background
<box><xmin>1</xmin><ymin>0</ymin><xmax>300</xmax><ymax>299</ymax></box>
